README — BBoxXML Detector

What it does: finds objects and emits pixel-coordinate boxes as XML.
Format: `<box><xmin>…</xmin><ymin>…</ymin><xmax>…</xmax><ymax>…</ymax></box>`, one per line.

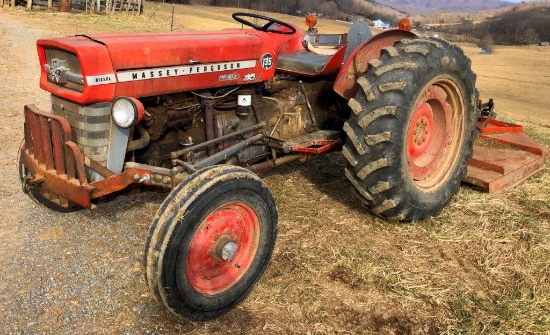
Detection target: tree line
<box><xmin>447</xmin><ymin>5</ymin><xmax>550</xmax><ymax>46</ymax></box>
<box><xmin>205</xmin><ymin>0</ymin><xmax>400</xmax><ymax>25</ymax></box>
<box><xmin>475</xmin><ymin>6</ymin><xmax>550</xmax><ymax>45</ymax></box>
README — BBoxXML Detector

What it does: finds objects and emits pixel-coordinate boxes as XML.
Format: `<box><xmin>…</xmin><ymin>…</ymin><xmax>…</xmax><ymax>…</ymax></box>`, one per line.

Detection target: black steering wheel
<box><xmin>232</xmin><ymin>12</ymin><xmax>297</xmax><ymax>35</ymax></box>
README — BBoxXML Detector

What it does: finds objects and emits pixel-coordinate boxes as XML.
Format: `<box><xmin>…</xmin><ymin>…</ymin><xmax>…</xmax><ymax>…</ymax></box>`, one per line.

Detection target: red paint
<box><xmin>465</xmin><ymin>130</ymin><xmax>548</xmax><ymax>193</ymax></box>
<box><xmin>406</xmin><ymin>85</ymin><xmax>450</xmax><ymax>181</ymax></box>
<box><xmin>37</xmin><ymin>28</ymin><xmax>307</xmax><ymax>104</ymax></box>
<box><xmin>333</xmin><ymin>30</ymin><xmax>417</xmax><ymax>100</ymax></box>
<box><xmin>407</xmin><ymin>103</ymin><xmax>434</xmax><ymax>159</ymax></box>
<box><xmin>477</xmin><ymin>118</ymin><xmax>523</xmax><ymax>133</ymax></box>
<box><xmin>37</xmin><ymin>37</ymin><xmax>117</xmax><ymax>104</ymax></box>
<box><xmin>289</xmin><ymin>139</ymin><xmax>343</xmax><ymax>154</ymax></box>
<box><xmin>186</xmin><ymin>202</ymin><xmax>260</xmax><ymax>295</ymax></box>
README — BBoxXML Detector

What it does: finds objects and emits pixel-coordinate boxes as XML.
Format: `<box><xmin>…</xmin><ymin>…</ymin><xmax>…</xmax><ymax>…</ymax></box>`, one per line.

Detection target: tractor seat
<box><xmin>303</xmin><ymin>40</ymin><xmax>339</xmax><ymax>56</ymax></box>
<box><xmin>277</xmin><ymin>37</ymin><xmax>348</xmax><ymax>76</ymax></box>
<box><xmin>276</xmin><ymin>21</ymin><xmax>372</xmax><ymax>77</ymax></box>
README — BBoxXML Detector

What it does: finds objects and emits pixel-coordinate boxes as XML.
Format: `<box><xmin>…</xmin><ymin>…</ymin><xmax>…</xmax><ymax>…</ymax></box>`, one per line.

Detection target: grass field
<box><xmin>0</xmin><ymin>3</ymin><xmax>549</xmax><ymax>334</ymax></box>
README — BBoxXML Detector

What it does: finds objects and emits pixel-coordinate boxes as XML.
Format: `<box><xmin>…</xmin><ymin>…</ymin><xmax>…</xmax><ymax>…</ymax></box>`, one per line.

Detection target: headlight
<box><xmin>112</xmin><ymin>97</ymin><xmax>144</xmax><ymax>128</ymax></box>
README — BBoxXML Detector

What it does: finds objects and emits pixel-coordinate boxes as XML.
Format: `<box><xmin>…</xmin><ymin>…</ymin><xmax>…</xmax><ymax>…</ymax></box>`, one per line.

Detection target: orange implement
<box><xmin>463</xmin><ymin>118</ymin><xmax>548</xmax><ymax>192</ymax></box>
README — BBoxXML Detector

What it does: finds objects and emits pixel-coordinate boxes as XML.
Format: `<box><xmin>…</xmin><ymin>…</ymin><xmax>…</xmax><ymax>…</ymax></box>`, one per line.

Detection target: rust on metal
<box><xmin>333</xmin><ymin>30</ymin><xmax>417</xmax><ymax>100</ymax></box>
<box><xmin>89</xmin><ymin>168</ymin><xmax>151</xmax><ymax>199</ymax></box>
<box><xmin>464</xmin><ymin>119</ymin><xmax>548</xmax><ymax>193</ymax></box>
<box><xmin>20</xmin><ymin>148</ymin><xmax>94</xmax><ymax>207</ymax></box>
<box><xmin>21</xmin><ymin>104</ymin><xmax>153</xmax><ymax>208</ymax></box>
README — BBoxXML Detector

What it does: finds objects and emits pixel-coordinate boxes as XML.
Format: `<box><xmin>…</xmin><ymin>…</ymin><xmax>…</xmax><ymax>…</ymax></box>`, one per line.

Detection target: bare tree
<box><xmin>521</xmin><ymin>27</ymin><xmax>540</xmax><ymax>44</ymax></box>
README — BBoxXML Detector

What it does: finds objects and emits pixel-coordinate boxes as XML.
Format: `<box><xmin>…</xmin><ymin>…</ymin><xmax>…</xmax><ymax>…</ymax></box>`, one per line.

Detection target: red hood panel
<box><xmin>37</xmin><ymin>28</ymin><xmax>307</xmax><ymax>104</ymax></box>
<box><xmin>85</xmin><ymin>30</ymin><xmax>263</xmax><ymax>70</ymax></box>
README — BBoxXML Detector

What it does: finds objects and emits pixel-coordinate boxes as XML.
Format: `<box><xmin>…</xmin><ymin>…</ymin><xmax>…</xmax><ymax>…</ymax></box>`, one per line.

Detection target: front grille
<box><xmin>51</xmin><ymin>95</ymin><xmax>112</xmax><ymax>167</ymax></box>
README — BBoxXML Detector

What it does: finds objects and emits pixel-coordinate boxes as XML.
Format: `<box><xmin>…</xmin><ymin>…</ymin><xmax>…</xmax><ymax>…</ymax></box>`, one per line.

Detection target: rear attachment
<box><xmin>463</xmin><ymin>102</ymin><xmax>548</xmax><ymax>192</ymax></box>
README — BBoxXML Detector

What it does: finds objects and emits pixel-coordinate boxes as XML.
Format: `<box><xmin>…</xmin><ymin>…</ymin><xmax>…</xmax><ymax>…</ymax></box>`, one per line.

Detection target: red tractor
<box><xmin>18</xmin><ymin>13</ymin><xmax>478</xmax><ymax>319</ymax></box>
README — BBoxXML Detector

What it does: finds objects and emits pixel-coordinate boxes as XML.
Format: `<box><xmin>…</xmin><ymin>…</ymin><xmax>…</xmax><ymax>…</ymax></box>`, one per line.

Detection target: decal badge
<box><xmin>45</xmin><ymin>58</ymin><xmax>69</xmax><ymax>84</ymax></box>
<box><xmin>117</xmin><ymin>60</ymin><xmax>257</xmax><ymax>83</ymax></box>
<box><xmin>260</xmin><ymin>54</ymin><xmax>274</xmax><ymax>70</ymax></box>
<box><xmin>243</xmin><ymin>73</ymin><xmax>256</xmax><ymax>82</ymax></box>
<box><xmin>219</xmin><ymin>73</ymin><xmax>239</xmax><ymax>81</ymax></box>
<box><xmin>86</xmin><ymin>74</ymin><xmax>116</xmax><ymax>86</ymax></box>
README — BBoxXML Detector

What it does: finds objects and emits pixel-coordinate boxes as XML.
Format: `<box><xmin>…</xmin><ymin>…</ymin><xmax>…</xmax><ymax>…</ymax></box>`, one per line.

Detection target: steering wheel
<box><xmin>232</xmin><ymin>12</ymin><xmax>297</xmax><ymax>35</ymax></box>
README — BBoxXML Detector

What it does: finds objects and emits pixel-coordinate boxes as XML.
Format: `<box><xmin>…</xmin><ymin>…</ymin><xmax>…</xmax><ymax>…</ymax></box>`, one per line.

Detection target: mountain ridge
<box><xmin>370</xmin><ymin>0</ymin><xmax>515</xmax><ymax>14</ymax></box>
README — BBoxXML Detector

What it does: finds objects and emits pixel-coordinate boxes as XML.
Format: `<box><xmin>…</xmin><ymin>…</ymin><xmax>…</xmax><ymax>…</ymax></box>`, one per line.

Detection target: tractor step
<box><xmin>282</xmin><ymin>130</ymin><xmax>342</xmax><ymax>154</ymax></box>
<box><xmin>463</xmin><ymin>118</ymin><xmax>548</xmax><ymax>193</ymax></box>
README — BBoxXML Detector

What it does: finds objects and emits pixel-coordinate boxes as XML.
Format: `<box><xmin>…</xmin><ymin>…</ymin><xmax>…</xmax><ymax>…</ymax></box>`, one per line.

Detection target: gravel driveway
<box><xmin>0</xmin><ymin>11</ymin><xmax>254</xmax><ymax>334</ymax></box>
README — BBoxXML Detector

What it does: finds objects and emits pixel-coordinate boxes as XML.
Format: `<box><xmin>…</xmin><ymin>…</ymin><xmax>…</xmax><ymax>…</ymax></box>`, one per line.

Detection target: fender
<box><xmin>334</xmin><ymin>29</ymin><xmax>417</xmax><ymax>100</ymax></box>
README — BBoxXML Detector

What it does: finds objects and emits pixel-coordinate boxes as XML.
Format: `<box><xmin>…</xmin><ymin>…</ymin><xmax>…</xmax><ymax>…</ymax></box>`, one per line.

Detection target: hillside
<box><xmin>202</xmin><ymin>0</ymin><xmax>405</xmax><ymax>24</ymax></box>
<box><xmin>473</xmin><ymin>4</ymin><xmax>550</xmax><ymax>44</ymax></box>
<box><xmin>372</xmin><ymin>0</ymin><xmax>514</xmax><ymax>14</ymax></box>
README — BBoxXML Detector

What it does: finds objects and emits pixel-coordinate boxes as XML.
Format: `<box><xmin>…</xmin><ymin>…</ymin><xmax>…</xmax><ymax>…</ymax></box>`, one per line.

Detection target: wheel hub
<box><xmin>186</xmin><ymin>202</ymin><xmax>260</xmax><ymax>295</ymax></box>
<box><xmin>413</xmin><ymin>116</ymin><xmax>430</xmax><ymax>146</ymax></box>
<box><xmin>406</xmin><ymin>82</ymin><xmax>460</xmax><ymax>187</ymax></box>
<box><xmin>216</xmin><ymin>235</ymin><xmax>238</xmax><ymax>262</ymax></box>
<box><xmin>407</xmin><ymin>102</ymin><xmax>435</xmax><ymax>162</ymax></box>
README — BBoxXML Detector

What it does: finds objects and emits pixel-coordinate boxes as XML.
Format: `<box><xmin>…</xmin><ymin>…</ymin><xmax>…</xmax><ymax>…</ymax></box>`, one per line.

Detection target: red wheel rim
<box><xmin>186</xmin><ymin>202</ymin><xmax>260</xmax><ymax>295</ymax></box>
<box><xmin>406</xmin><ymin>80</ymin><xmax>465</xmax><ymax>190</ymax></box>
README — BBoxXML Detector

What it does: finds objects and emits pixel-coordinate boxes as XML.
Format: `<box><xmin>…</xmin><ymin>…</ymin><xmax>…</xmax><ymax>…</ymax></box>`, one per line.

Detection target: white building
<box><xmin>372</xmin><ymin>19</ymin><xmax>390</xmax><ymax>29</ymax></box>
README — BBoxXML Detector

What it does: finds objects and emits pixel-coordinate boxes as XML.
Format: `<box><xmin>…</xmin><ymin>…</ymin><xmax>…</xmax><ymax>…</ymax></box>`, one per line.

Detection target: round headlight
<box><xmin>112</xmin><ymin>97</ymin><xmax>138</xmax><ymax>129</ymax></box>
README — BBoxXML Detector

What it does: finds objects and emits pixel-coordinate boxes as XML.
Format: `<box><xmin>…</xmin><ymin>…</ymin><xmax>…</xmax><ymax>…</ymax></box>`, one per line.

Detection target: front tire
<box><xmin>144</xmin><ymin>165</ymin><xmax>278</xmax><ymax>320</ymax></box>
<box><xmin>342</xmin><ymin>38</ymin><xmax>479</xmax><ymax>221</ymax></box>
<box><xmin>17</xmin><ymin>140</ymin><xmax>80</xmax><ymax>212</ymax></box>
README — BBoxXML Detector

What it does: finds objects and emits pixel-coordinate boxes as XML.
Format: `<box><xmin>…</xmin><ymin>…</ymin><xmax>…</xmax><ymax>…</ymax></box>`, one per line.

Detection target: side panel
<box><xmin>333</xmin><ymin>30</ymin><xmax>417</xmax><ymax>100</ymax></box>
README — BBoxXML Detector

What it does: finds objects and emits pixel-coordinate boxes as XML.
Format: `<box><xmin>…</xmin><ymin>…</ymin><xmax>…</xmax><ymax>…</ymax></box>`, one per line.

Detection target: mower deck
<box><xmin>464</xmin><ymin>118</ymin><xmax>548</xmax><ymax>192</ymax></box>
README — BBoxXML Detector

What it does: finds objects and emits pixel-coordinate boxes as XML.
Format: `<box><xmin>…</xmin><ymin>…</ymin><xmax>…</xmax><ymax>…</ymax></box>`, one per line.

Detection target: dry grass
<box><xmin>1</xmin><ymin>3</ymin><xmax>549</xmax><ymax>334</ymax></box>
<box><xmin>461</xmin><ymin>43</ymin><xmax>550</xmax><ymax>126</ymax></box>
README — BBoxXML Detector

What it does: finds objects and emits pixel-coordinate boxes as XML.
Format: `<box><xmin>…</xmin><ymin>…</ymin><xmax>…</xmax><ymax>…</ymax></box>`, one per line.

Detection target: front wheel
<box><xmin>17</xmin><ymin>140</ymin><xmax>80</xmax><ymax>212</ymax></box>
<box><xmin>342</xmin><ymin>38</ymin><xmax>479</xmax><ymax>221</ymax></box>
<box><xmin>144</xmin><ymin>165</ymin><xmax>278</xmax><ymax>320</ymax></box>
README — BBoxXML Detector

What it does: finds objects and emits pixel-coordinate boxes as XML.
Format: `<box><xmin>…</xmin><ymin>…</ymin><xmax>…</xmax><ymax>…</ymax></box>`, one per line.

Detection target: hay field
<box><xmin>462</xmin><ymin>43</ymin><xmax>550</xmax><ymax>126</ymax></box>
<box><xmin>0</xmin><ymin>3</ymin><xmax>548</xmax><ymax>334</ymax></box>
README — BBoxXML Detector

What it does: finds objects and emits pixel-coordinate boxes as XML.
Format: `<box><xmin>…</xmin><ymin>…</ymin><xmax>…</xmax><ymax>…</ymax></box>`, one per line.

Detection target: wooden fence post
<box><xmin>26</xmin><ymin>0</ymin><xmax>32</xmax><ymax>10</ymax></box>
<box><xmin>48</xmin><ymin>0</ymin><xmax>52</xmax><ymax>10</ymax></box>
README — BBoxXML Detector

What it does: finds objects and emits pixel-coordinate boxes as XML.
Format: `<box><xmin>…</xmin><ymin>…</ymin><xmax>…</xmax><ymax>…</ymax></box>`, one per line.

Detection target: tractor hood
<box><xmin>37</xmin><ymin>29</ymin><xmax>287</xmax><ymax>104</ymax></box>
<box><xmin>84</xmin><ymin>29</ymin><xmax>264</xmax><ymax>70</ymax></box>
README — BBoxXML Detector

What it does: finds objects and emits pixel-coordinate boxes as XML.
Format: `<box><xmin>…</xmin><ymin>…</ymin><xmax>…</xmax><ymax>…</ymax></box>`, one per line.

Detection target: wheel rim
<box><xmin>186</xmin><ymin>202</ymin><xmax>260</xmax><ymax>295</ymax></box>
<box><xmin>406</xmin><ymin>78</ymin><xmax>465</xmax><ymax>190</ymax></box>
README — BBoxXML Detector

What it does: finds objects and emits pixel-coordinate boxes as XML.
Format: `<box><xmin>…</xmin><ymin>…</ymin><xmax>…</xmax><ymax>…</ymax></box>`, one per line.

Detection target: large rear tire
<box><xmin>144</xmin><ymin>165</ymin><xmax>278</xmax><ymax>320</ymax></box>
<box><xmin>342</xmin><ymin>38</ymin><xmax>479</xmax><ymax>221</ymax></box>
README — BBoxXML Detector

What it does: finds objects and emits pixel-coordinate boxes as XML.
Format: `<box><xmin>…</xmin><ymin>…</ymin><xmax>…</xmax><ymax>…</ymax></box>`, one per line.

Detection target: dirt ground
<box><xmin>0</xmin><ymin>5</ymin><xmax>549</xmax><ymax>334</ymax></box>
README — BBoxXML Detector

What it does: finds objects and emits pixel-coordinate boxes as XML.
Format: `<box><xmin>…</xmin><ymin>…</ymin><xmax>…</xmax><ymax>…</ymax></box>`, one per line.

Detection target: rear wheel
<box><xmin>144</xmin><ymin>165</ymin><xmax>278</xmax><ymax>320</ymax></box>
<box><xmin>342</xmin><ymin>38</ymin><xmax>479</xmax><ymax>221</ymax></box>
